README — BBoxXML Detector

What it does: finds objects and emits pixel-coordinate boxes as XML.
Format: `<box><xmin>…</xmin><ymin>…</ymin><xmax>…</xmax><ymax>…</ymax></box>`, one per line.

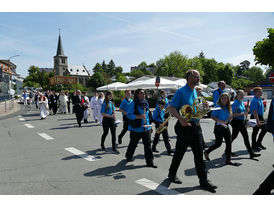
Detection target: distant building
<box><xmin>52</xmin><ymin>33</ymin><xmax>91</xmax><ymax>87</ymax></box>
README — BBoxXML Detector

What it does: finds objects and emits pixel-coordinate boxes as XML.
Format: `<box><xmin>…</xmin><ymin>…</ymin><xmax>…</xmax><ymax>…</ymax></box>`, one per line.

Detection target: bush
<box><xmin>204</xmin><ymin>96</ymin><xmax>213</xmax><ymax>102</ymax></box>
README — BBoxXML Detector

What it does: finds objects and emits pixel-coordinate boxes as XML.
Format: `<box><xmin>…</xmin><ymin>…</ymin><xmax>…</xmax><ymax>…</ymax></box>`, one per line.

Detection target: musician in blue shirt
<box><xmin>118</xmin><ymin>90</ymin><xmax>133</xmax><ymax>144</ymax></box>
<box><xmin>230</xmin><ymin>90</ymin><xmax>261</xmax><ymax>159</ymax></box>
<box><xmin>167</xmin><ymin>69</ymin><xmax>217</xmax><ymax>193</ymax></box>
<box><xmin>100</xmin><ymin>91</ymin><xmax>119</xmax><ymax>154</ymax></box>
<box><xmin>125</xmin><ymin>89</ymin><xmax>157</xmax><ymax>168</ymax></box>
<box><xmin>204</xmin><ymin>93</ymin><xmax>237</xmax><ymax>166</ymax></box>
<box><xmin>158</xmin><ymin>90</ymin><xmax>169</xmax><ymax>109</ymax></box>
<box><xmin>213</xmin><ymin>81</ymin><xmax>226</xmax><ymax>105</ymax></box>
<box><xmin>152</xmin><ymin>100</ymin><xmax>174</xmax><ymax>155</ymax></box>
<box><xmin>250</xmin><ymin>87</ymin><xmax>267</xmax><ymax>150</ymax></box>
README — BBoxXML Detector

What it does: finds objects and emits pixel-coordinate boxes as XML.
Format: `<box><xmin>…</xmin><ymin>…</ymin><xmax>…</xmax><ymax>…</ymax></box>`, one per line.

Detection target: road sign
<box><xmin>155</xmin><ymin>81</ymin><xmax>160</xmax><ymax>87</ymax></box>
<box><xmin>268</xmin><ymin>72</ymin><xmax>274</xmax><ymax>83</ymax></box>
<box><xmin>155</xmin><ymin>76</ymin><xmax>160</xmax><ymax>87</ymax></box>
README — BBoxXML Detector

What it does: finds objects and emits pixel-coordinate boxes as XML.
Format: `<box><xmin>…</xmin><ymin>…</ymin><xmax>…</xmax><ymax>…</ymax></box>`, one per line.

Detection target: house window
<box><xmin>70</xmin><ymin>69</ymin><xmax>73</xmax><ymax>71</ymax></box>
<box><xmin>83</xmin><ymin>70</ymin><xmax>85</xmax><ymax>72</ymax></box>
<box><xmin>77</xmin><ymin>69</ymin><xmax>79</xmax><ymax>72</ymax></box>
<box><xmin>62</xmin><ymin>59</ymin><xmax>65</xmax><ymax>64</ymax></box>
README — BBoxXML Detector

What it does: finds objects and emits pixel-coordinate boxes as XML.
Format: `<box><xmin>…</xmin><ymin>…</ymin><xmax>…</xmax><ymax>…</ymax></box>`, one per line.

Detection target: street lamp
<box><xmin>8</xmin><ymin>54</ymin><xmax>20</xmax><ymax>61</ymax></box>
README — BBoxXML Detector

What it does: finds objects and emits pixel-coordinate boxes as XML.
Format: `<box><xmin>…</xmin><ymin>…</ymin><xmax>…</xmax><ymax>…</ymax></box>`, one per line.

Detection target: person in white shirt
<box><xmin>90</xmin><ymin>92</ymin><xmax>99</xmax><ymax>123</ymax></box>
<box><xmin>38</xmin><ymin>92</ymin><xmax>49</xmax><ymax>119</ymax></box>
<box><xmin>97</xmin><ymin>92</ymin><xmax>105</xmax><ymax>125</ymax></box>
<box><xmin>58</xmin><ymin>90</ymin><xmax>68</xmax><ymax>114</ymax></box>
<box><xmin>83</xmin><ymin>91</ymin><xmax>90</xmax><ymax>123</ymax></box>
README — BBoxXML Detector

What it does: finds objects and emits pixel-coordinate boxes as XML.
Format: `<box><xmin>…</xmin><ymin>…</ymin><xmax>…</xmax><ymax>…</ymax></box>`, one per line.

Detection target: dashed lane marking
<box><xmin>19</xmin><ymin>118</ymin><xmax>25</xmax><ymax>121</ymax></box>
<box><xmin>64</xmin><ymin>147</ymin><xmax>99</xmax><ymax>161</ymax></box>
<box><xmin>37</xmin><ymin>132</ymin><xmax>54</xmax><ymax>140</ymax></box>
<box><xmin>24</xmin><ymin>123</ymin><xmax>34</xmax><ymax>128</ymax></box>
<box><xmin>135</xmin><ymin>178</ymin><xmax>181</xmax><ymax>195</ymax></box>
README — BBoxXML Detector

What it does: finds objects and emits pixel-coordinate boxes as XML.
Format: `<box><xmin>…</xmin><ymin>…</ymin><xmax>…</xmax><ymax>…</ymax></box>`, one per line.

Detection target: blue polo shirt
<box><xmin>119</xmin><ymin>98</ymin><xmax>133</xmax><ymax>116</ymax></box>
<box><xmin>158</xmin><ymin>97</ymin><xmax>169</xmax><ymax>109</ymax></box>
<box><xmin>250</xmin><ymin>96</ymin><xmax>264</xmax><ymax>116</ymax></box>
<box><xmin>232</xmin><ymin>99</ymin><xmax>245</xmax><ymax>120</ymax></box>
<box><xmin>127</xmin><ymin>101</ymin><xmax>151</xmax><ymax>132</ymax></box>
<box><xmin>101</xmin><ymin>101</ymin><xmax>115</xmax><ymax>115</ymax></box>
<box><xmin>213</xmin><ymin>88</ymin><xmax>223</xmax><ymax>105</ymax></box>
<box><xmin>153</xmin><ymin>106</ymin><xmax>165</xmax><ymax>123</ymax></box>
<box><xmin>212</xmin><ymin>105</ymin><xmax>230</xmax><ymax>121</ymax></box>
<box><xmin>170</xmin><ymin>84</ymin><xmax>198</xmax><ymax>122</ymax></box>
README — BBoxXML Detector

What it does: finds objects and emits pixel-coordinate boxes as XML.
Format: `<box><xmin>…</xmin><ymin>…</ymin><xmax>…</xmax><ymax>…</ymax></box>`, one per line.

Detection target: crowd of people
<box><xmin>24</xmin><ymin>69</ymin><xmax>274</xmax><ymax>194</ymax></box>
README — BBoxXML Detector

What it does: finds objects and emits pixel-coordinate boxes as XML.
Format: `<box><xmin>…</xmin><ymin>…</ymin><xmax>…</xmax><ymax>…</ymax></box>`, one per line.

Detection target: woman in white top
<box><xmin>58</xmin><ymin>91</ymin><xmax>68</xmax><ymax>114</ymax></box>
<box><xmin>90</xmin><ymin>92</ymin><xmax>99</xmax><ymax>123</ymax></box>
<box><xmin>97</xmin><ymin>92</ymin><xmax>105</xmax><ymax>125</ymax></box>
<box><xmin>39</xmin><ymin>92</ymin><xmax>49</xmax><ymax>119</ymax></box>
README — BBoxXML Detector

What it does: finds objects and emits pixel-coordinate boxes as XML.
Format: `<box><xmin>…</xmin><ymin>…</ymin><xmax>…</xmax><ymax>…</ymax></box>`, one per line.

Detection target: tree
<box><xmin>243</xmin><ymin>66</ymin><xmax>265</xmax><ymax>82</ymax></box>
<box><xmin>231</xmin><ymin>78</ymin><xmax>253</xmax><ymax>90</ymax></box>
<box><xmin>93</xmin><ymin>63</ymin><xmax>102</xmax><ymax>73</ymax></box>
<box><xmin>138</xmin><ymin>61</ymin><xmax>148</xmax><ymax>72</ymax></box>
<box><xmin>198</xmin><ymin>51</ymin><xmax>205</xmax><ymax>59</ymax></box>
<box><xmin>237</xmin><ymin>60</ymin><xmax>251</xmax><ymax>77</ymax></box>
<box><xmin>102</xmin><ymin>60</ymin><xmax>107</xmax><ymax>73</ymax></box>
<box><xmin>116</xmin><ymin>73</ymin><xmax>127</xmax><ymax>83</ymax></box>
<box><xmin>187</xmin><ymin>57</ymin><xmax>204</xmax><ymax>81</ymax></box>
<box><xmin>130</xmin><ymin>69</ymin><xmax>145</xmax><ymax>78</ymax></box>
<box><xmin>200</xmin><ymin>58</ymin><xmax>218</xmax><ymax>84</ymax></box>
<box><xmin>217</xmin><ymin>64</ymin><xmax>233</xmax><ymax>85</ymax></box>
<box><xmin>155</xmin><ymin>51</ymin><xmax>188</xmax><ymax>78</ymax></box>
<box><xmin>114</xmin><ymin>66</ymin><xmax>123</xmax><ymax>76</ymax></box>
<box><xmin>88</xmin><ymin>72</ymin><xmax>106</xmax><ymax>89</ymax></box>
<box><xmin>107</xmin><ymin>59</ymin><xmax>116</xmax><ymax>76</ymax></box>
<box><xmin>253</xmin><ymin>28</ymin><xmax>274</xmax><ymax>68</ymax></box>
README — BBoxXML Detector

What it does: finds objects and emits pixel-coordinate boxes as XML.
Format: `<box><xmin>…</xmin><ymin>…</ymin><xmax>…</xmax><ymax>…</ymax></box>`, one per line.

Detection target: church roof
<box><xmin>68</xmin><ymin>65</ymin><xmax>91</xmax><ymax>76</ymax></box>
<box><xmin>56</xmin><ymin>34</ymin><xmax>65</xmax><ymax>56</ymax></box>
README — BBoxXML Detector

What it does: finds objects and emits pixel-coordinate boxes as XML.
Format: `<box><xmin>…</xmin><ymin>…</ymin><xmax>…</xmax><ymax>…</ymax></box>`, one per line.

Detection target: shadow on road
<box><xmin>83</xmin><ymin>157</ymin><xmax>146</xmax><ymax>179</ymax></box>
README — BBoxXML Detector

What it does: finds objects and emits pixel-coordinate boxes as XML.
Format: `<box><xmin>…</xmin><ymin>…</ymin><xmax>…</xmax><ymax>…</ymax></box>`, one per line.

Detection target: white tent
<box><xmin>119</xmin><ymin>77</ymin><xmax>180</xmax><ymax>90</ymax></box>
<box><xmin>97</xmin><ymin>82</ymin><xmax>127</xmax><ymax>91</ymax></box>
<box><xmin>174</xmin><ymin>79</ymin><xmax>187</xmax><ymax>87</ymax></box>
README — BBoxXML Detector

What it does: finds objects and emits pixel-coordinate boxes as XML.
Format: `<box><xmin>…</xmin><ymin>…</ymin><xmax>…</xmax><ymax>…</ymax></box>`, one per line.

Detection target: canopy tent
<box><xmin>118</xmin><ymin>77</ymin><xmax>180</xmax><ymax>90</ymax></box>
<box><xmin>97</xmin><ymin>82</ymin><xmax>127</xmax><ymax>91</ymax></box>
<box><xmin>174</xmin><ymin>79</ymin><xmax>187</xmax><ymax>87</ymax></box>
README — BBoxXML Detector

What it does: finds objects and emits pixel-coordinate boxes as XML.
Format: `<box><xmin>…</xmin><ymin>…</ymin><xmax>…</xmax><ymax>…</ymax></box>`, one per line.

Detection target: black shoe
<box><xmin>203</xmin><ymin>144</ymin><xmax>209</xmax><ymax>149</ymax></box>
<box><xmin>204</xmin><ymin>151</ymin><xmax>210</xmax><ymax>161</ymax></box>
<box><xmin>100</xmin><ymin>145</ymin><xmax>105</xmax><ymax>151</ymax></box>
<box><xmin>168</xmin><ymin>175</ymin><xmax>182</xmax><ymax>184</ymax></box>
<box><xmin>200</xmin><ymin>182</ymin><xmax>217</xmax><ymax>193</ymax></box>
<box><xmin>152</xmin><ymin>148</ymin><xmax>159</xmax><ymax>153</ymax></box>
<box><xmin>231</xmin><ymin>152</ymin><xmax>236</xmax><ymax>156</ymax></box>
<box><xmin>112</xmin><ymin>149</ymin><xmax>120</xmax><ymax>154</ymax></box>
<box><xmin>252</xmin><ymin>145</ymin><xmax>261</xmax><ymax>150</ymax></box>
<box><xmin>84</xmin><ymin>119</ymin><xmax>88</xmax><ymax>123</ymax></box>
<box><xmin>146</xmin><ymin>163</ymin><xmax>157</xmax><ymax>168</ymax></box>
<box><xmin>257</xmin><ymin>144</ymin><xmax>266</xmax><ymax>150</ymax></box>
<box><xmin>250</xmin><ymin>153</ymin><xmax>261</xmax><ymax>159</ymax></box>
<box><xmin>118</xmin><ymin>137</ymin><xmax>122</xmax><ymax>144</ymax></box>
<box><xmin>78</xmin><ymin>123</ymin><xmax>81</xmax><ymax>127</ymax></box>
<box><xmin>126</xmin><ymin>158</ymin><xmax>133</xmax><ymax>162</ymax></box>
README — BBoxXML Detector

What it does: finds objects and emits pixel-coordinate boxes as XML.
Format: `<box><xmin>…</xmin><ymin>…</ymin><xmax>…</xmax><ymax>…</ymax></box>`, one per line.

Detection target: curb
<box><xmin>0</xmin><ymin>100</ymin><xmax>21</xmax><ymax>118</ymax></box>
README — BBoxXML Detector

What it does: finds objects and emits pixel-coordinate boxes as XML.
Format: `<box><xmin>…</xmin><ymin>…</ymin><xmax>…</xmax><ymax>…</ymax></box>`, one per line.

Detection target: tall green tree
<box><xmin>107</xmin><ymin>59</ymin><xmax>116</xmax><ymax>76</ymax></box>
<box><xmin>102</xmin><ymin>60</ymin><xmax>107</xmax><ymax>73</ymax></box>
<box><xmin>200</xmin><ymin>58</ymin><xmax>218</xmax><ymax>84</ymax></box>
<box><xmin>243</xmin><ymin>66</ymin><xmax>265</xmax><ymax>82</ymax></box>
<box><xmin>88</xmin><ymin>72</ymin><xmax>106</xmax><ymax>89</ymax></box>
<box><xmin>217</xmin><ymin>64</ymin><xmax>233</xmax><ymax>85</ymax></box>
<box><xmin>116</xmin><ymin>73</ymin><xmax>127</xmax><ymax>83</ymax></box>
<box><xmin>138</xmin><ymin>61</ymin><xmax>148</xmax><ymax>73</ymax></box>
<box><xmin>114</xmin><ymin>66</ymin><xmax>123</xmax><ymax>76</ymax></box>
<box><xmin>253</xmin><ymin>28</ymin><xmax>274</xmax><ymax>68</ymax></box>
<box><xmin>130</xmin><ymin>69</ymin><xmax>145</xmax><ymax>78</ymax></box>
<box><xmin>93</xmin><ymin>63</ymin><xmax>102</xmax><ymax>73</ymax></box>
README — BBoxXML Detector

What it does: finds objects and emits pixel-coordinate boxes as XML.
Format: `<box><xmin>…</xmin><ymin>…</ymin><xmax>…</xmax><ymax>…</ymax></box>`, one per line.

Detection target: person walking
<box><xmin>118</xmin><ymin>90</ymin><xmax>132</xmax><ymax>144</ymax></box>
<box><xmin>97</xmin><ymin>92</ymin><xmax>105</xmax><ymax>125</ymax></box>
<box><xmin>90</xmin><ymin>92</ymin><xmax>99</xmax><ymax>123</ymax></box>
<box><xmin>125</xmin><ymin>89</ymin><xmax>157</xmax><ymax>168</ymax></box>
<box><xmin>213</xmin><ymin>80</ymin><xmax>226</xmax><ymax>106</ymax></box>
<box><xmin>38</xmin><ymin>92</ymin><xmax>49</xmax><ymax>120</ymax></box>
<box><xmin>230</xmin><ymin>90</ymin><xmax>261</xmax><ymax>159</ymax></box>
<box><xmin>74</xmin><ymin>90</ymin><xmax>85</xmax><ymax>127</ymax></box>
<box><xmin>167</xmin><ymin>69</ymin><xmax>217</xmax><ymax>193</ymax></box>
<box><xmin>58</xmin><ymin>90</ymin><xmax>68</xmax><ymax>114</ymax></box>
<box><xmin>152</xmin><ymin>99</ymin><xmax>174</xmax><ymax>155</ymax></box>
<box><xmin>100</xmin><ymin>91</ymin><xmax>119</xmax><ymax>154</ymax></box>
<box><xmin>250</xmin><ymin>87</ymin><xmax>268</xmax><ymax>150</ymax></box>
<box><xmin>50</xmin><ymin>91</ymin><xmax>58</xmax><ymax>115</ymax></box>
<box><xmin>65</xmin><ymin>91</ymin><xmax>71</xmax><ymax>113</ymax></box>
<box><xmin>204</xmin><ymin>93</ymin><xmax>238</xmax><ymax>166</ymax></box>
<box><xmin>83</xmin><ymin>91</ymin><xmax>90</xmax><ymax>123</ymax></box>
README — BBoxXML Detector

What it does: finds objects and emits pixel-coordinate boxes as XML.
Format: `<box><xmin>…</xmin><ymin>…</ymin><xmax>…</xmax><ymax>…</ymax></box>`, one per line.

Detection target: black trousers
<box><xmin>52</xmin><ymin>103</ymin><xmax>58</xmax><ymax>114</ymax></box>
<box><xmin>152</xmin><ymin>124</ymin><xmax>171</xmax><ymax>152</ymax></box>
<box><xmin>75</xmin><ymin>106</ymin><xmax>84</xmax><ymax>126</ymax></box>
<box><xmin>251</xmin><ymin>115</ymin><xmax>267</xmax><ymax>147</ymax></box>
<box><xmin>206</xmin><ymin>125</ymin><xmax>232</xmax><ymax>161</ymax></box>
<box><xmin>125</xmin><ymin>130</ymin><xmax>154</xmax><ymax>165</ymax></box>
<box><xmin>253</xmin><ymin>170</ymin><xmax>274</xmax><ymax>195</ymax></box>
<box><xmin>101</xmin><ymin>117</ymin><xmax>116</xmax><ymax>150</ymax></box>
<box><xmin>118</xmin><ymin>116</ymin><xmax>128</xmax><ymax>140</ymax></box>
<box><xmin>169</xmin><ymin>121</ymin><xmax>207</xmax><ymax>184</ymax></box>
<box><xmin>67</xmin><ymin>102</ymin><xmax>71</xmax><ymax>113</ymax></box>
<box><xmin>231</xmin><ymin>119</ymin><xmax>253</xmax><ymax>154</ymax></box>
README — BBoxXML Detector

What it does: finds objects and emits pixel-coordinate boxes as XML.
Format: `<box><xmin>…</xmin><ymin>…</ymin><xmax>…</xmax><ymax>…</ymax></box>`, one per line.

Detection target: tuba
<box><xmin>179</xmin><ymin>97</ymin><xmax>210</xmax><ymax>122</ymax></box>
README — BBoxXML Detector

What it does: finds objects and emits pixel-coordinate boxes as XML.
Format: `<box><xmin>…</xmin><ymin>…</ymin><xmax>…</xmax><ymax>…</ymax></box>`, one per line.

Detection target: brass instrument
<box><xmin>179</xmin><ymin>97</ymin><xmax>210</xmax><ymax>122</ymax></box>
<box><xmin>156</xmin><ymin>116</ymin><xmax>171</xmax><ymax>134</ymax></box>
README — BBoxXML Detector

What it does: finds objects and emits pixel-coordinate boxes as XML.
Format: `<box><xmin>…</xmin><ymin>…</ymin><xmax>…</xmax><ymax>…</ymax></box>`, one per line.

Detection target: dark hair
<box><xmin>134</xmin><ymin>89</ymin><xmax>145</xmax><ymax>100</ymax></box>
<box><xmin>105</xmin><ymin>91</ymin><xmax>113</xmax><ymax>111</ymax></box>
<box><xmin>186</xmin><ymin>69</ymin><xmax>199</xmax><ymax>81</ymax></box>
<box><xmin>160</xmin><ymin>90</ymin><xmax>165</xmax><ymax>95</ymax></box>
<box><xmin>217</xmin><ymin>93</ymin><xmax>232</xmax><ymax>114</ymax></box>
<box><xmin>158</xmin><ymin>99</ymin><xmax>166</xmax><ymax>105</ymax></box>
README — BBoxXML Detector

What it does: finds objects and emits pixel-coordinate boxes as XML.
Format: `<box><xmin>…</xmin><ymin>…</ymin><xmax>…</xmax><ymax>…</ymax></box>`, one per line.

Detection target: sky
<box><xmin>1</xmin><ymin>12</ymin><xmax>274</xmax><ymax>78</ymax></box>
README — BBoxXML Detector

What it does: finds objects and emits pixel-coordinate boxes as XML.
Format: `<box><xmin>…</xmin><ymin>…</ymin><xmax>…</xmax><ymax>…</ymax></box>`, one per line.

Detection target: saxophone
<box><xmin>156</xmin><ymin>116</ymin><xmax>171</xmax><ymax>134</ymax></box>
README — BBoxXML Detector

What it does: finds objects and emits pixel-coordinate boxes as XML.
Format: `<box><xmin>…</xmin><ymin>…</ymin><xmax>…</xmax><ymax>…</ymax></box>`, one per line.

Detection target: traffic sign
<box><xmin>155</xmin><ymin>81</ymin><xmax>160</xmax><ymax>87</ymax></box>
<box><xmin>269</xmin><ymin>72</ymin><xmax>274</xmax><ymax>83</ymax></box>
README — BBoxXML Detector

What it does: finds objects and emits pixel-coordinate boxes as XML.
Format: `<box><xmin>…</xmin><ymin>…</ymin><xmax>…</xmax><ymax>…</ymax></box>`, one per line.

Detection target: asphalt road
<box><xmin>0</xmin><ymin>103</ymin><xmax>273</xmax><ymax>195</ymax></box>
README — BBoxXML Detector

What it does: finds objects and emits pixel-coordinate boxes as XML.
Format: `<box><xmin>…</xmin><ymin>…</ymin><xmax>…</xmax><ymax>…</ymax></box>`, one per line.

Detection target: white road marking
<box><xmin>37</xmin><ymin>132</ymin><xmax>54</xmax><ymax>140</ymax></box>
<box><xmin>18</xmin><ymin>115</ymin><xmax>23</xmax><ymax>118</ymax></box>
<box><xmin>136</xmin><ymin>178</ymin><xmax>181</xmax><ymax>195</ymax></box>
<box><xmin>24</xmin><ymin>123</ymin><xmax>34</xmax><ymax>128</ymax></box>
<box><xmin>19</xmin><ymin>118</ymin><xmax>25</xmax><ymax>121</ymax></box>
<box><xmin>64</xmin><ymin>147</ymin><xmax>98</xmax><ymax>161</ymax></box>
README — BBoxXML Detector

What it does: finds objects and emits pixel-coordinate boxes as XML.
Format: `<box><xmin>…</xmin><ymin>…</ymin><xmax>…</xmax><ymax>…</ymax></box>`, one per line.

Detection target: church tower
<box><xmin>53</xmin><ymin>33</ymin><xmax>68</xmax><ymax>76</ymax></box>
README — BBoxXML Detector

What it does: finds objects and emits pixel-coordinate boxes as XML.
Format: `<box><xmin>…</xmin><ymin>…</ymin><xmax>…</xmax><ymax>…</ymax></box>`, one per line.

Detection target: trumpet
<box><xmin>179</xmin><ymin>97</ymin><xmax>210</xmax><ymax>122</ymax></box>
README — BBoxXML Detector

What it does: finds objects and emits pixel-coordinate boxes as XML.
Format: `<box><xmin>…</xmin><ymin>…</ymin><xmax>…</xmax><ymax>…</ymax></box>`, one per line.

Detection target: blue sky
<box><xmin>0</xmin><ymin>12</ymin><xmax>274</xmax><ymax>77</ymax></box>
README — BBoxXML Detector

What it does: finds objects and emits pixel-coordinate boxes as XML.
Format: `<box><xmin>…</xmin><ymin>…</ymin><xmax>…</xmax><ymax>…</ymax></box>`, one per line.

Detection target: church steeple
<box><xmin>56</xmin><ymin>34</ymin><xmax>65</xmax><ymax>56</ymax></box>
<box><xmin>54</xmin><ymin>31</ymin><xmax>68</xmax><ymax>76</ymax></box>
